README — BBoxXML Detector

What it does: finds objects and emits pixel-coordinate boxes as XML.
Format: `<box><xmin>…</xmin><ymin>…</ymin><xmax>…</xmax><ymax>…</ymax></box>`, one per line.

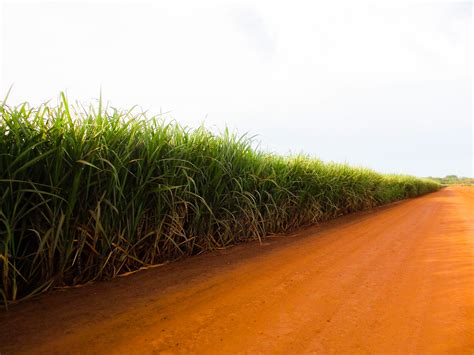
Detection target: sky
<box><xmin>1</xmin><ymin>0</ymin><xmax>472</xmax><ymax>177</ymax></box>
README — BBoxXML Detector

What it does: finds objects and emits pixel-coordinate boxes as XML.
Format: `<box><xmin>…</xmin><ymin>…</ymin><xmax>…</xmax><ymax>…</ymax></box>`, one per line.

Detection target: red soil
<box><xmin>1</xmin><ymin>186</ymin><xmax>473</xmax><ymax>354</ymax></box>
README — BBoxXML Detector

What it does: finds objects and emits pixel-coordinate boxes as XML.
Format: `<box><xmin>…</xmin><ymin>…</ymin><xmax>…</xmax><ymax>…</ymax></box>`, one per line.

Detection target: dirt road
<box><xmin>1</xmin><ymin>186</ymin><xmax>473</xmax><ymax>354</ymax></box>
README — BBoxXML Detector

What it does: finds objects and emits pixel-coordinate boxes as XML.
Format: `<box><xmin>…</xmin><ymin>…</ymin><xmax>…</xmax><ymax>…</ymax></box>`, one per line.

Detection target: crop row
<box><xmin>0</xmin><ymin>95</ymin><xmax>440</xmax><ymax>304</ymax></box>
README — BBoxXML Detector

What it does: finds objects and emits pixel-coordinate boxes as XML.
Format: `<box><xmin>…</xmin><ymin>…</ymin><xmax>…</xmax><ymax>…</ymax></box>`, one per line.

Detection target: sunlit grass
<box><xmin>0</xmin><ymin>94</ymin><xmax>440</xmax><ymax>304</ymax></box>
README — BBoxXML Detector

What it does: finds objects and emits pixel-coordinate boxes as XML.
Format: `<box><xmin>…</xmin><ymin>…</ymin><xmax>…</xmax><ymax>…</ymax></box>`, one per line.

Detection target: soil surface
<box><xmin>1</xmin><ymin>186</ymin><xmax>473</xmax><ymax>354</ymax></box>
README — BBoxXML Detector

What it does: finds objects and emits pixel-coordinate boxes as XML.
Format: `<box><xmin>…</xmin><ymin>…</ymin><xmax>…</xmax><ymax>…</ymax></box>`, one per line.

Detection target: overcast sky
<box><xmin>1</xmin><ymin>0</ymin><xmax>472</xmax><ymax>177</ymax></box>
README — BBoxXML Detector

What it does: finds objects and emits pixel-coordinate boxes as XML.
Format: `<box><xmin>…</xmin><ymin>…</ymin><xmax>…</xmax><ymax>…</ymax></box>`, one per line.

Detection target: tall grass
<box><xmin>0</xmin><ymin>95</ymin><xmax>440</xmax><ymax>304</ymax></box>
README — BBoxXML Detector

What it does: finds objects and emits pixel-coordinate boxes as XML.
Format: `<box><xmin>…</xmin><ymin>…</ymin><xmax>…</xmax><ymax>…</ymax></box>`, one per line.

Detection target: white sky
<box><xmin>1</xmin><ymin>0</ymin><xmax>472</xmax><ymax>177</ymax></box>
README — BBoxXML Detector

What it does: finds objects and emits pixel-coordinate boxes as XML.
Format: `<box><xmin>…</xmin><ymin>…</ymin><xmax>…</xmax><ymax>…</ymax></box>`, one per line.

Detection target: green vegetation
<box><xmin>0</xmin><ymin>95</ymin><xmax>440</xmax><ymax>304</ymax></box>
<box><xmin>427</xmin><ymin>175</ymin><xmax>474</xmax><ymax>186</ymax></box>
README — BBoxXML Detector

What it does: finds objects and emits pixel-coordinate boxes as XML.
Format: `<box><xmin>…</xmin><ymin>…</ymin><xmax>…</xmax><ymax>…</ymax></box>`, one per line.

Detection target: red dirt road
<box><xmin>1</xmin><ymin>186</ymin><xmax>473</xmax><ymax>354</ymax></box>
